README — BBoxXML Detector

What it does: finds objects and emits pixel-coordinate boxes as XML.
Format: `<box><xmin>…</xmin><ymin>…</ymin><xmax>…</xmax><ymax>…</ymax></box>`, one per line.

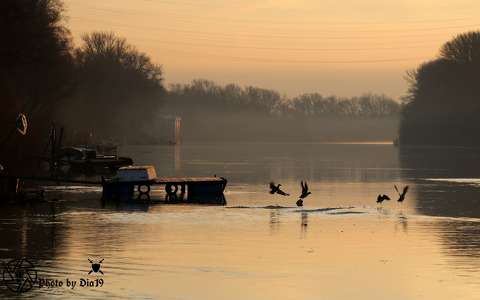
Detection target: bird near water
<box><xmin>296</xmin><ymin>181</ymin><xmax>311</xmax><ymax>207</ymax></box>
<box><xmin>269</xmin><ymin>182</ymin><xmax>289</xmax><ymax>196</ymax></box>
<box><xmin>376</xmin><ymin>194</ymin><xmax>391</xmax><ymax>203</ymax></box>
<box><xmin>299</xmin><ymin>181</ymin><xmax>311</xmax><ymax>199</ymax></box>
<box><xmin>394</xmin><ymin>185</ymin><xmax>409</xmax><ymax>202</ymax></box>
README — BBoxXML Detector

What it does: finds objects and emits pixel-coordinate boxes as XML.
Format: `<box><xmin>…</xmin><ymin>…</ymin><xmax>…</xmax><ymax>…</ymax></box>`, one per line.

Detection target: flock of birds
<box><xmin>269</xmin><ymin>181</ymin><xmax>409</xmax><ymax>207</ymax></box>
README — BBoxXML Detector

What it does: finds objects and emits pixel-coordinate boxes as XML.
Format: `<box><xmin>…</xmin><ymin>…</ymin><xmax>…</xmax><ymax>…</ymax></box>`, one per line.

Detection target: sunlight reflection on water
<box><xmin>1</xmin><ymin>143</ymin><xmax>480</xmax><ymax>299</ymax></box>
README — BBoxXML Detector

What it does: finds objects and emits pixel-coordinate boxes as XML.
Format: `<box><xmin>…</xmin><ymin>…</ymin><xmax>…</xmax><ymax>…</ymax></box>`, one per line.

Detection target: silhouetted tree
<box><xmin>165</xmin><ymin>80</ymin><xmax>399</xmax><ymax>142</ymax></box>
<box><xmin>286</xmin><ymin>93</ymin><xmax>399</xmax><ymax>118</ymax></box>
<box><xmin>0</xmin><ymin>0</ymin><xmax>74</xmax><ymax>172</ymax></box>
<box><xmin>400</xmin><ymin>31</ymin><xmax>480</xmax><ymax>146</ymax></box>
<box><xmin>166</xmin><ymin>79</ymin><xmax>282</xmax><ymax>116</ymax></box>
<box><xmin>167</xmin><ymin>80</ymin><xmax>399</xmax><ymax>119</ymax></box>
<box><xmin>440</xmin><ymin>31</ymin><xmax>480</xmax><ymax>63</ymax></box>
<box><xmin>58</xmin><ymin>32</ymin><xmax>165</xmax><ymax>143</ymax></box>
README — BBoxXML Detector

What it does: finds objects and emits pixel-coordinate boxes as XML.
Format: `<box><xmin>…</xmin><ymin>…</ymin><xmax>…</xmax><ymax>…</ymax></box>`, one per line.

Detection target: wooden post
<box><xmin>174</xmin><ymin>117</ymin><xmax>181</xmax><ymax>145</ymax></box>
<box><xmin>49</xmin><ymin>124</ymin><xmax>57</xmax><ymax>175</ymax></box>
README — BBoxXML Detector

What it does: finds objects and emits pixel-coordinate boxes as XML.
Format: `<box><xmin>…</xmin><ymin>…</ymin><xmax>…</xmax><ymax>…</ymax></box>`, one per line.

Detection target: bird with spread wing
<box><xmin>394</xmin><ymin>185</ymin><xmax>409</xmax><ymax>202</ymax></box>
<box><xmin>296</xmin><ymin>181</ymin><xmax>311</xmax><ymax>207</ymax></box>
<box><xmin>376</xmin><ymin>194</ymin><xmax>391</xmax><ymax>203</ymax></box>
<box><xmin>269</xmin><ymin>182</ymin><xmax>289</xmax><ymax>196</ymax></box>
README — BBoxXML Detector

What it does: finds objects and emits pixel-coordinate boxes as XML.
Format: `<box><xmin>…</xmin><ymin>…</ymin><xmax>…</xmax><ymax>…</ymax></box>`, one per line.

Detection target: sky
<box><xmin>63</xmin><ymin>0</ymin><xmax>480</xmax><ymax>99</ymax></box>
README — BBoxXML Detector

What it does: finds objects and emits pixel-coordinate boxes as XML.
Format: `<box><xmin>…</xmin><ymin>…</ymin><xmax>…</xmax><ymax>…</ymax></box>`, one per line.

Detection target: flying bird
<box><xmin>299</xmin><ymin>181</ymin><xmax>311</xmax><ymax>199</ymax></box>
<box><xmin>269</xmin><ymin>182</ymin><xmax>289</xmax><ymax>196</ymax></box>
<box><xmin>394</xmin><ymin>185</ymin><xmax>409</xmax><ymax>202</ymax></box>
<box><xmin>296</xmin><ymin>181</ymin><xmax>311</xmax><ymax>207</ymax></box>
<box><xmin>376</xmin><ymin>194</ymin><xmax>391</xmax><ymax>203</ymax></box>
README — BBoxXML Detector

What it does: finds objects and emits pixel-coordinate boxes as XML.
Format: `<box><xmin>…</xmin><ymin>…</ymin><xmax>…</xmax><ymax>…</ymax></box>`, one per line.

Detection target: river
<box><xmin>1</xmin><ymin>142</ymin><xmax>480</xmax><ymax>299</ymax></box>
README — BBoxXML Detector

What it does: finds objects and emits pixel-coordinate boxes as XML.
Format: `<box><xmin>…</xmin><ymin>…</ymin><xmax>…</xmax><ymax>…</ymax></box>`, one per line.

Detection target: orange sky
<box><xmin>63</xmin><ymin>0</ymin><xmax>480</xmax><ymax>98</ymax></box>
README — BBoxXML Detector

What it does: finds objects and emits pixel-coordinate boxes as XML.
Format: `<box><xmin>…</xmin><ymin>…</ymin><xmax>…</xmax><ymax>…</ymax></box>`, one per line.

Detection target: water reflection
<box><xmin>399</xmin><ymin>146</ymin><xmax>480</xmax><ymax>275</ymax></box>
<box><xmin>0</xmin><ymin>201</ymin><xmax>66</xmax><ymax>261</ymax></box>
<box><xmin>399</xmin><ymin>146</ymin><xmax>480</xmax><ymax>218</ymax></box>
<box><xmin>300</xmin><ymin>211</ymin><xmax>308</xmax><ymax>238</ymax></box>
<box><xmin>0</xmin><ymin>201</ymin><xmax>69</xmax><ymax>298</ymax></box>
<box><xmin>395</xmin><ymin>211</ymin><xmax>408</xmax><ymax>234</ymax></box>
<box><xmin>174</xmin><ymin>145</ymin><xmax>181</xmax><ymax>172</ymax></box>
<box><xmin>121</xmin><ymin>143</ymin><xmax>402</xmax><ymax>184</ymax></box>
<box><xmin>101</xmin><ymin>199</ymin><xmax>150</xmax><ymax>212</ymax></box>
<box><xmin>269</xmin><ymin>210</ymin><xmax>280</xmax><ymax>235</ymax></box>
<box><xmin>2</xmin><ymin>143</ymin><xmax>480</xmax><ymax>298</ymax></box>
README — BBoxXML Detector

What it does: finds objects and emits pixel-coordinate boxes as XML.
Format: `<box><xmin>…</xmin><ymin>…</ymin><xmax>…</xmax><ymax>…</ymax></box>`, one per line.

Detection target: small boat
<box><xmin>114</xmin><ymin>165</ymin><xmax>158</xmax><ymax>182</ymax></box>
<box><xmin>57</xmin><ymin>146</ymin><xmax>133</xmax><ymax>173</ymax></box>
<box><xmin>102</xmin><ymin>165</ymin><xmax>157</xmax><ymax>200</ymax></box>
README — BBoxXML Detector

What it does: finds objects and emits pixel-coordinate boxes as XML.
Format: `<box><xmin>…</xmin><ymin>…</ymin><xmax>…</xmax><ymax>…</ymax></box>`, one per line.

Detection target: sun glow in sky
<box><xmin>64</xmin><ymin>0</ymin><xmax>480</xmax><ymax>98</ymax></box>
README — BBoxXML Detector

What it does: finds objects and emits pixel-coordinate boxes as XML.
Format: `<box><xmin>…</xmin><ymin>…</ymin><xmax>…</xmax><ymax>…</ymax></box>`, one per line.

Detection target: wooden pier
<box><xmin>0</xmin><ymin>174</ymin><xmax>228</xmax><ymax>204</ymax></box>
<box><xmin>102</xmin><ymin>175</ymin><xmax>227</xmax><ymax>202</ymax></box>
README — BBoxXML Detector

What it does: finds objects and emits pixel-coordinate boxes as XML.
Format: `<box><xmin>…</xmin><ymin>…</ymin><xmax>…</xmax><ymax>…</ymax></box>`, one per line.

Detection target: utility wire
<box><xmin>65</xmin><ymin>1</ymin><xmax>478</xmax><ymax>26</ymax></box>
<box><xmin>70</xmin><ymin>16</ymin><xmax>477</xmax><ymax>41</ymax></box>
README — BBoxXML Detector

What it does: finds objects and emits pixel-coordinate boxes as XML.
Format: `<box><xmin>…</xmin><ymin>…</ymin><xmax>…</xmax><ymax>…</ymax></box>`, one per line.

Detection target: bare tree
<box><xmin>440</xmin><ymin>31</ymin><xmax>480</xmax><ymax>63</ymax></box>
<box><xmin>59</xmin><ymin>32</ymin><xmax>164</xmax><ymax>143</ymax></box>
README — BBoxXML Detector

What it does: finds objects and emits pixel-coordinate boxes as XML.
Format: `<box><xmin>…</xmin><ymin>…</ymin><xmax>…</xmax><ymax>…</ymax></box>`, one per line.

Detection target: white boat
<box><xmin>114</xmin><ymin>165</ymin><xmax>157</xmax><ymax>182</ymax></box>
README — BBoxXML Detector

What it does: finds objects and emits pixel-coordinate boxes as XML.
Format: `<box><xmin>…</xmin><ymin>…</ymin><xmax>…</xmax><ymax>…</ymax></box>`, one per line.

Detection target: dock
<box><xmin>0</xmin><ymin>174</ymin><xmax>228</xmax><ymax>204</ymax></box>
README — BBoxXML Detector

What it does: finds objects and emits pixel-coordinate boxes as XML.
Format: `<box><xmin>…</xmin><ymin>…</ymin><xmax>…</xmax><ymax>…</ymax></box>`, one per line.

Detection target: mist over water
<box><xmin>1</xmin><ymin>143</ymin><xmax>480</xmax><ymax>299</ymax></box>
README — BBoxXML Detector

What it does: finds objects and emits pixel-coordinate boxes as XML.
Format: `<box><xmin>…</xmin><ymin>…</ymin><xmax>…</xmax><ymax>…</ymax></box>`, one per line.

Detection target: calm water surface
<box><xmin>2</xmin><ymin>143</ymin><xmax>480</xmax><ymax>299</ymax></box>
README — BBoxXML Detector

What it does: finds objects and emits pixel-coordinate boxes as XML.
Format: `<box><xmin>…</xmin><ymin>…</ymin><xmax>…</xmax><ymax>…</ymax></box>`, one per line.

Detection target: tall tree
<box><xmin>400</xmin><ymin>31</ymin><xmax>480</xmax><ymax>146</ymax></box>
<box><xmin>440</xmin><ymin>31</ymin><xmax>480</xmax><ymax>63</ymax></box>
<box><xmin>59</xmin><ymin>32</ymin><xmax>165</xmax><ymax>143</ymax></box>
<box><xmin>0</xmin><ymin>0</ymin><xmax>74</xmax><ymax>172</ymax></box>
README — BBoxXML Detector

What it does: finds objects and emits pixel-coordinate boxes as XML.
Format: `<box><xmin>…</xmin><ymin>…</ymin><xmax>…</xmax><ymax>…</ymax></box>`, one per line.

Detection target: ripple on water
<box><xmin>424</xmin><ymin>178</ymin><xmax>480</xmax><ymax>186</ymax></box>
<box><xmin>41</xmin><ymin>185</ymin><xmax>102</xmax><ymax>193</ymax></box>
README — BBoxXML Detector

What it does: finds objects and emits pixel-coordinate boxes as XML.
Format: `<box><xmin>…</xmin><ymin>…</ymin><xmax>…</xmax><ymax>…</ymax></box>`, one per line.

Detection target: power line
<box><xmin>72</xmin><ymin>9</ymin><xmax>480</xmax><ymax>35</ymax></box>
<box><xmin>65</xmin><ymin>1</ymin><xmax>478</xmax><ymax>27</ymax></box>
<box><xmin>70</xmin><ymin>16</ymin><xmax>477</xmax><ymax>41</ymax></box>
<box><xmin>69</xmin><ymin>21</ymin><xmax>446</xmax><ymax>53</ymax></box>
<box><xmin>148</xmin><ymin>46</ymin><xmax>429</xmax><ymax>64</ymax></box>
<box><xmin>68</xmin><ymin>16</ymin><xmax>448</xmax><ymax>55</ymax></box>
<box><xmin>125</xmin><ymin>35</ymin><xmax>442</xmax><ymax>52</ymax></box>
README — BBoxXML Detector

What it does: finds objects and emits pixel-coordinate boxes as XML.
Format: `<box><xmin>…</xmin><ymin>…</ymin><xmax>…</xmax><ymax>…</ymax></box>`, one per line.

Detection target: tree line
<box><xmin>166</xmin><ymin>79</ymin><xmax>400</xmax><ymax>119</ymax></box>
<box><xmin>166</xmin><ymin>80</ymin><xmax>399</xmax><ymax>143</ymax></box>
<box><xmin>400</xmin><ymin>31</ymin><xmax>480</xmax><ymax>146</ymax></box>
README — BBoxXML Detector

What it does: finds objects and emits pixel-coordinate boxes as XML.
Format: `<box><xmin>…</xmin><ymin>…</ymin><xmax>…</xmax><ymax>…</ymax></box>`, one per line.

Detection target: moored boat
<box><xmin>57</xmin><ymin>146</ymin><xmax>133</xmax><ymax>173</ymax></box>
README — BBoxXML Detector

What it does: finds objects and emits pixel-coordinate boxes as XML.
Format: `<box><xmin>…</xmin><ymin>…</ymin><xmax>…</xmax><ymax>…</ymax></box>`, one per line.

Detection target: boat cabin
<box><xmin>115</xmin><ymin>165</ymin><xmax>157</xmax><ymax>182</ymax></box>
